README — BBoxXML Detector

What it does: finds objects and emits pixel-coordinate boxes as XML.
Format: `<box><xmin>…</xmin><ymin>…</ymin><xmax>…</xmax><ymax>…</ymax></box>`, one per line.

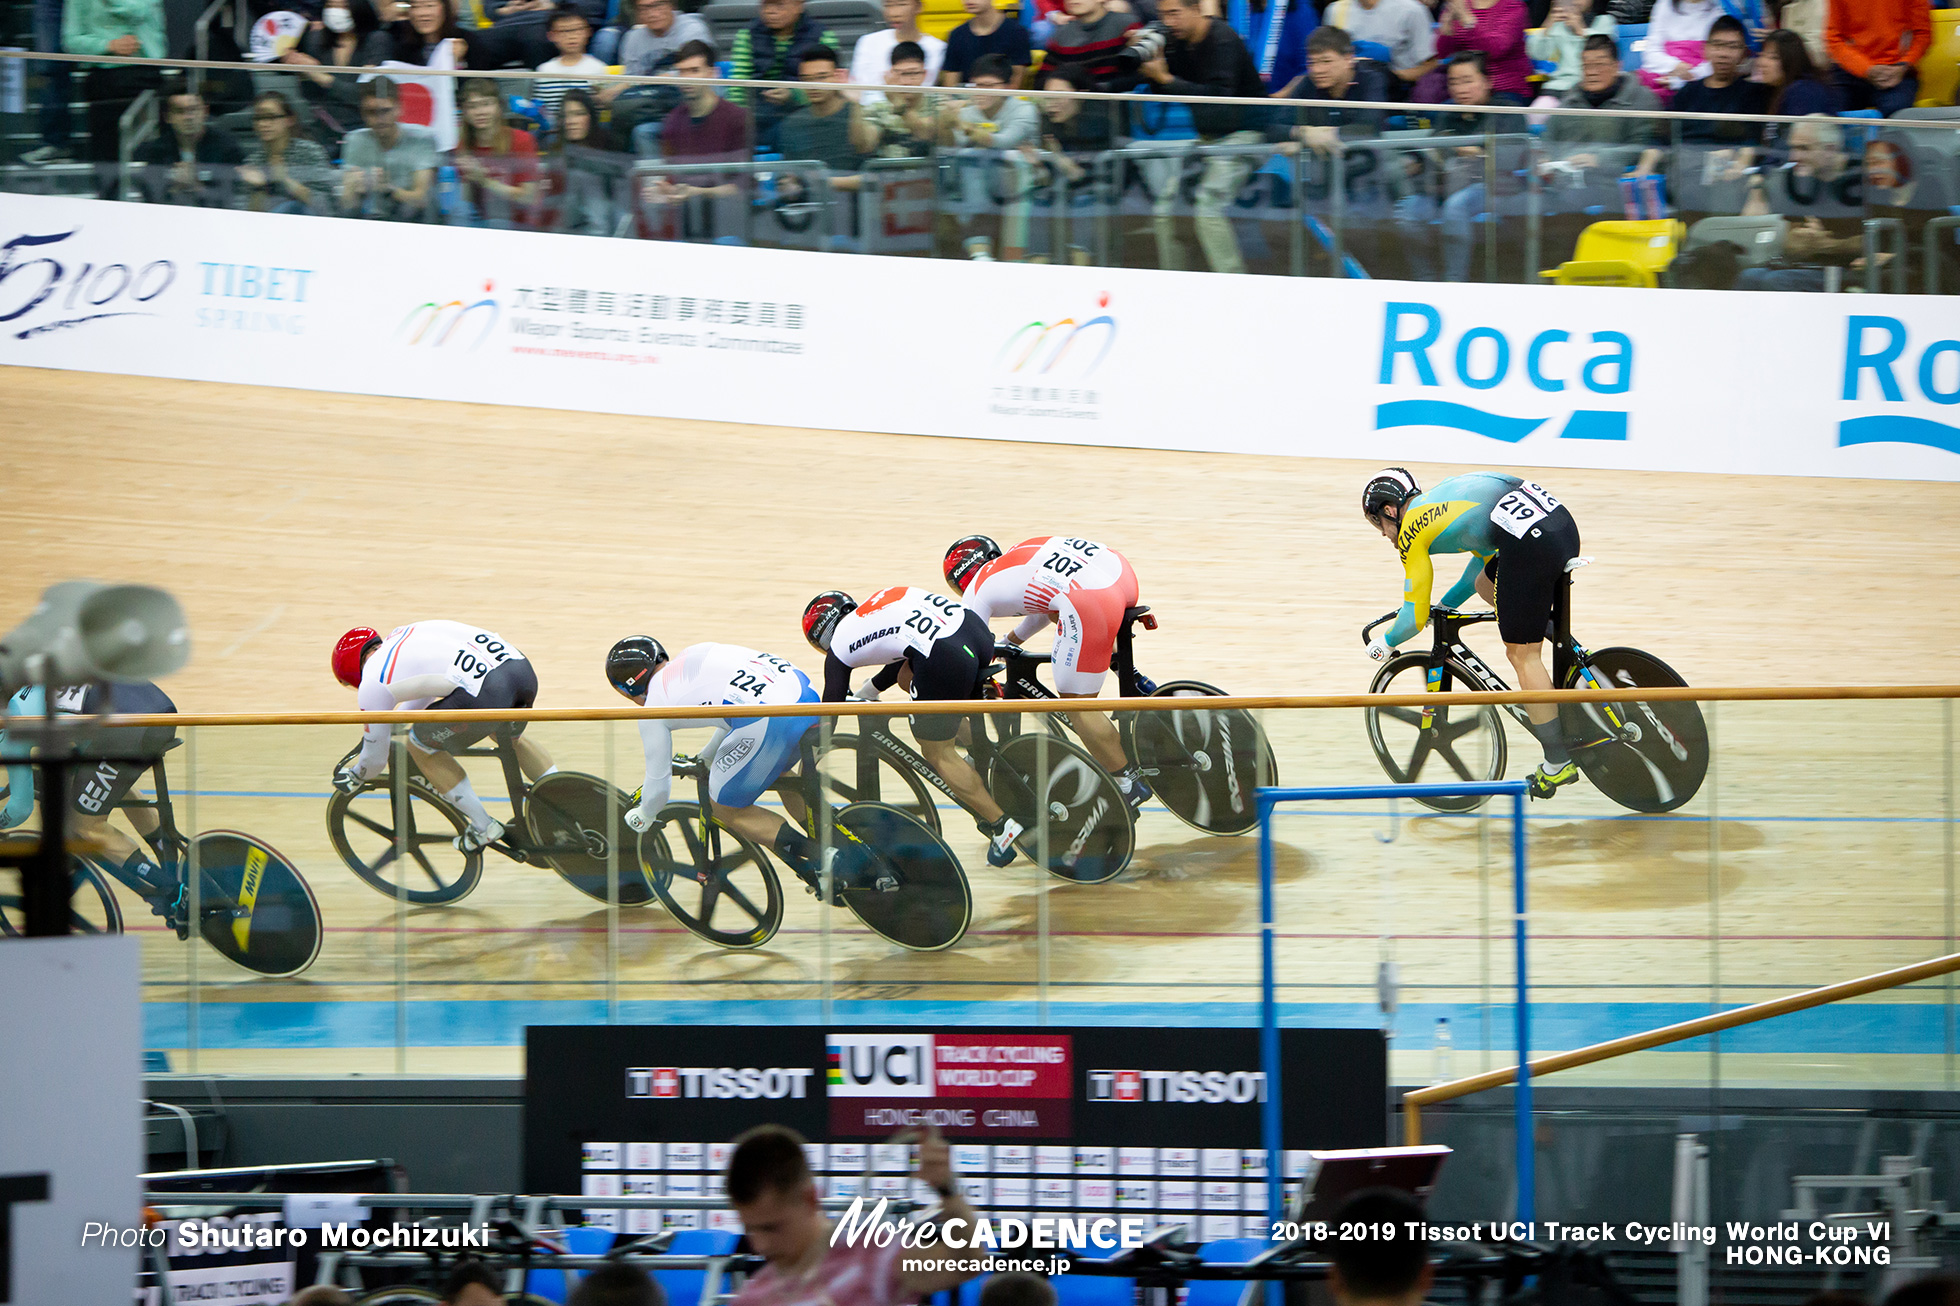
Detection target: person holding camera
<box><xmin>1131</xmin><ymin>0</ymin><xmax>1265</xmax><ymax>272</ymax></box>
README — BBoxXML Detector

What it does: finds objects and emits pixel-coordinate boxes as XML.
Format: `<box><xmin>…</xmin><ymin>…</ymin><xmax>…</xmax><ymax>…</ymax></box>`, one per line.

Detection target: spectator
<box><xmin>979</xmin><ymin>1275</ymin><xmax>1058</xmax><ymax>1306</ymax></box>
<box><xmin>456</xmin><ymin>77</ymin><xmax>540</xmax><ymax>224</ymax></box>
<box><xmin>1262</xmin><ymin>0</ymin><xmax>1320</xmax><ymax>94</ymax></box>
<box><xmin>729</xmin><ymin>0</ymin><xmax>837</xmax><ymax>148</ymax></box>
<box><xmin>339</xmin><ymin>76</ymin><xmax>439</xmax><ymax>219</ymax></box>
<box><xmin>1639</xmin><ymin>0</ymin><xmax>1723</xmax><ymax>102</ymax></box>
<box><xmin>569</xmin><ymin>1262</ymin><xmax>664</xmax><ymax>1306</ymax></box>
<box><xmin>851</xmin><ymin>0</ymin><xmax>948</xmax><ymax>94</ymax></box>
<box><xmin>1736</xmin><ymin>115</ymin><xmax>1862</xmax><ymax>288</ymax></box>
<box><xmin>1674</xmin><ymin>15</ymin><xmax>1768</xmax><ymax>142</ymax></box>
<box><xmin>1433</xmin><ymin>0</ymin><xmax>1532</xmax><ymax>102</ymax></box>
<box><xmin>1826</xmin><ymin>0</ymin><xmax>1929</xmax><ymax>116</ymax></box>
<box><xmin>941</xmin><ymin>0</ymin><xmax>1034</xmax><ymax>87</ymax></box>
<box><xmin>1326</xmin><ymin>0</ymin><xmax>1435</xmax><ymax>96</ymax></box>
<box><xmin>1270</xmin><ymin>26</ymin><xmax>1390</xmax><ymax>153</ymax></box>
<box><xmin>617</xmin><ymin>0</ymin><xmax>711</xmax><ymax>77</ymax></box>
<box><xmin>1766</xmin><ymin>0</ymin><xmax>1829</xmax><ymax>71</ymax></box>
<box><xmin>136</xmin><ymin>79</ymin><xmax>245</xmax><ymax>207</ymax></box>
<box><xmin>290</xmin><ymin>1289</ymin><xmax>358</xmax><ymax>1306</ymax></box>
<box><xmin>1394</xmin><ymin>50</ymin><xmax>1503</xmax><ymax>280</ymax></box>
<box><xmin>866</xmin><ymin>41</ymin><xmax>946</xmax><ymax>155</ymax></box>
<box><xmin>1021</xmin><ymin>65</ymin><xmax>1113</xmax><ymax>263</ymax></box>
<box><xmin>535</xmin><ymin>5</ymin><xmax>610</xmax><ymax>125</ymax></box>
<box><xmin>441</xmin><ymin>1259</ymin><xmax>506</xmax><ymax>1306</ymax></box>
<box><xmin>1543</xmin><ymin>33</ymin><xmax>1664</xmax><ymax>172</ymax></box>
<box><xmin>638</xmin><ymin>39</ymin><xmax>750</xmax><ymax>233</ymax></box>
<box><xmin>1528</xmin><ymin>0</ymin><xmax>1616</xmax><ymax>95</ymax></box>
<box><xmin>240</xmin><ymin>90</ymin><xmax>335</xmax><ymax>213</ymax></box>
<box><xmin>1133</xmin><ymin>0</ymin><xmax>1266</xmax><ymax>273</ymax></box>
<box><xmin>1324</xmin><ymin>1189</ymin><xmax>1432</xmax><ymax>1306</ymax></box>
<box><xmin>64</xmin><ymin>0</ymin><xmax>166</xmax><ymax>184</ymax></box>
<box><xmin>389</xmin><ymin>0</ymin><xmax>477</xmax><ymax>67</ymax></box>
<box><xmin>1758</xmin><ymin>26</ymin><xmax>1838</xmax><ymax>114</ymax></box>
<box><xmin>278</xmin><ymin>0</ymin><xmax>393</xmax><ymax>146</ymax></box>
<box><xmin>725</xmin><ymin>1124</ymin><xmax>981</xmax><ymax>1306</ymax></box>
<box><xmin>1045</xmin><ymin>0</ymin><xmax>1142</xmax><ymax>90</ymax></box>
<box><xmin>954</xmin><ymin>51</ymin><xmax>1039</xmax><ymax>147</ymax></box>
<box><xmin>21</xmin><ymin>0</ymin><xmax>75</xmax><ymax>165</ymax></box>
<box><xmin>780</xmin><ymin>44</ymin><xmax>877</xmax><ymax>177</ymax></box>
<box><xmin>543</xmin><ymin>87</ymin><xmax>628</xmax><ymax>231</ymax></box>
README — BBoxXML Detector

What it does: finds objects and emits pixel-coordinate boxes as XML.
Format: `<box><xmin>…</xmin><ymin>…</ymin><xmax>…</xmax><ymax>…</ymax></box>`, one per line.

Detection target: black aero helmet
<box><xmin>801</xmin><ymin>591</ymin><xmax>857</xmax><ymax>652</ymax></box>
<box><xmin>605</xmin><ymin>635</ymin><xmax>669</xmax><ymax>697</ymax></box>
<box><xmin>1361</xmin><ymin>467</ymin><xmax>1421</xmax><ymax>526</ymax></box>
<box><xmin>942</xmin><ymin>535</ymin><xmax>1002</xmax><ymax>593</ymax></box>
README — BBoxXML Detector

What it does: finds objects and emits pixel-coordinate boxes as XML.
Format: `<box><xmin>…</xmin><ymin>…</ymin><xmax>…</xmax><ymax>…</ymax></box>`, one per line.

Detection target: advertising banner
<box><xmin>4</xmin><ymin>193</ymin><xmax>1957</xmax><ymax>481</ymax></box>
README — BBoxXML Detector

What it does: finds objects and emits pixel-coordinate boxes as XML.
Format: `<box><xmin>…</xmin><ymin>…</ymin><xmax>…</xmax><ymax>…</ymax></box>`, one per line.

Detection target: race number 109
<box><xmin>1269</xmin><ymin>1222</ymin><xmax>1400</xmax><ymax>1242</ymax></box>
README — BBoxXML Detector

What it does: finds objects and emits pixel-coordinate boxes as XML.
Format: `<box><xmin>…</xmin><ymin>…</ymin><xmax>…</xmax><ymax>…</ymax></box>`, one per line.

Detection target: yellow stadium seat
<box><xmin>1915</xmin><ymin>9</ymin><xmax>1960</xmax><ymax>108</ymax></box>
<box><xmin>1540</xmin><ymin>219</ymin><xmax>1684</xmax><ymax>287</ymax></box>
<box><xmin>921</xmin><ymin>0</ymin><xmax>968</xmax><ymax>40</ymax></box>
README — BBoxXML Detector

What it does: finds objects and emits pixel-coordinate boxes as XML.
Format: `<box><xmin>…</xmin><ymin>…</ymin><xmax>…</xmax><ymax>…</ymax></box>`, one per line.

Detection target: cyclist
<box><xmin>801</xmin><ymin>587</ymin><xmax>1026</xmax><ymax>868</ymax></box>
<box><xmin>943</xmin><ymin>534</ymin><xmax>1150</xmax><ymax>806</ymax></box>
<box><xmin>331</xmin><ymin>621</ymin><xmax>557</xmax><ymax>851</ymax></box>
<box><xmin>603</xmin><ymin>636</ymin><xmax>890</xmax><ymax>898</ymax></box>
<box><xmin>1361</xmin><ymin>467</ymin><xmax>1582</xmax><ymax>800</ymax></box>
<box><xmin>1</xmin><ymin>679</ymin><xmax>189</xmax><ymax>934</ymax></box>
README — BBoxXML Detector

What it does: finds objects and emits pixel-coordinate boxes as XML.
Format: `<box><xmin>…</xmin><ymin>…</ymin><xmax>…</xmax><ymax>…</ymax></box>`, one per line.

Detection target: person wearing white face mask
<box><xmin>280</xmin><ymin>0</ymin><xmax>393</xmax><ymax>143</ymax></box>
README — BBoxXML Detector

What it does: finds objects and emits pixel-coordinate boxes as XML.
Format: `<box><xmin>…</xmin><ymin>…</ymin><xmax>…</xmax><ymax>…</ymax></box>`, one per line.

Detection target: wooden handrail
<box><xmin>2</xmin><ymin>684</ymin><xmax>1956</xmax><ymax>730</ymax></box>
<box><xmin>1401</xmin><ymin>950</ymin><xmax>1960</xmax><ymax>1145</ymax></box>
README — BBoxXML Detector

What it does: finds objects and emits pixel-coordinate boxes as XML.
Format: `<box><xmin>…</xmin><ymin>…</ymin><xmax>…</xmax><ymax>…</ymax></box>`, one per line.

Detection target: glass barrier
<box><xmin>7</xmin><ymin>51</ymin><xmax>1960</xmax><ymax>290</ymax></box>
<box><xmin>2</xmin><ymin>692</ymin><xmax>1953</xmax><ymax>1089</ymax></box>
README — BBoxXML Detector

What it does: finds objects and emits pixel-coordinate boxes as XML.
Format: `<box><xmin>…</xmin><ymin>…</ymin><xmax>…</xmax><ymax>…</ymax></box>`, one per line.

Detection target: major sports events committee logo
<box><xmin>399</xmin><ymin>279</ymin><xmax>500</xmax><ymax>349</ymax></box>
<box><xmin>995</xmin><ymin>294</ymin><xmax>1118</xmax><ymax>379</ymax></box>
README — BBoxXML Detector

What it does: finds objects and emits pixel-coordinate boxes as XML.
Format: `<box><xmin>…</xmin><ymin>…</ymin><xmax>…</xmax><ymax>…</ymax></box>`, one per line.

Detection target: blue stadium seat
<box><xmin>1616</xmin><ymin>23</ymin><xmax>1645</xmax><ymax>72</ymax></box>
<box><xmin>523</xmin><ymin>1225</ymin><xmax>617</xmax><ymax>1305</ymax></box>
<box><xmin>655</xmin><ymin>1228</ymin><xmax>742</xmax><ymax>1306</ymax></box>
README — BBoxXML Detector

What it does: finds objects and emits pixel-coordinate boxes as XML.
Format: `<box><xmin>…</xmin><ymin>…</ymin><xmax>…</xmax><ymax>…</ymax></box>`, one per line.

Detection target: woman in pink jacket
<box><xmin>1434</xmin><ymin>0</ymin><xmax>1533</xmax><ymax>101</ymax></box>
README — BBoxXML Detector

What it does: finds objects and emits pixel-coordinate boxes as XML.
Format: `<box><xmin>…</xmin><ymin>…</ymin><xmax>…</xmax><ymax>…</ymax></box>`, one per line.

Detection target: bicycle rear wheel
<box><xmin>327</xmin><ymin>776</ymin><xmax>484</xmax><ymax>904</ymax></box>
<box><xmin>0</xmin><ymin>859</ymin><xmax>124</xmax><ymax>937</ymax></box>
<box><xmin>990</xmin><ymin>733</ymin><xmax>1133</xmax><ymax>884</ymax></box>
<box><xmin>193</xmin><ymin>831</ymin><xmax>322</xmax><ymax>977</ymax></box>
<box><xmin>834</xmin><ymin>802</ymin><xmax>971</xmax><ymax>951</ymax></box>
<box><xmin>641</xmin><ymin>806</ymin><xmax>783</xmax><ymax>949</ymax></box>
<box><xmin>525</xmin><ymin>772</ymin><xmax>655</xmax><ymax>906</ymax></box>
<box><xmin>1562</xmin><ymin>647</ymin><xmax>1708</xmax><ymax>813</ymax></box>
<box><xmin>1365</xmin><ymin>653</ymin><xmax>1508</xmax><ymax>814</ymax></box>
<box><xmin>1124</xmin><ymin>680</ymin><xmax>1275</xmax><ymax>835</ymax></box>
<box><xmin>809</xmin><ymin>732</ymin><xmax>942</xmax><ymax>833</ymax></box>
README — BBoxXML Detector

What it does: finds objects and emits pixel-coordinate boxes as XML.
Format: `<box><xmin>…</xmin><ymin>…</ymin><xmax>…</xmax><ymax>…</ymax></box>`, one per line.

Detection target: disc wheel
<box><xmin>641</xmin><ymin>804</ymin><xmax>784</xmax><ymax>948</ymax></box>
<box><xmin>327</xmin><ymin>773</ymin><xmax>483</xmax><ymax>904</ymax></box>
<box><xmin>1365</xmin><ymin>653</ymin><xmax>1508</xmax><ymax>814</ymax></box>
<box><xmin>192</xmin><ymin>831</ymin><xmax>323</xmax><ymax>977</ymax></box>
<box><xmin>989</xmin><ymin>733</ymin><xmax>1134</xmax><ymax>884</ymax></box>
<box><xmin>1562</xmin><ymin>647</ymin><xmax>1708</xmax><ymax>813</ymax></box>
<box><xmin>1123</xmin><ymin>679</ymin><xmax>1276</xmax><ymax>835</ymax></box>
<box><xmin>0</xmin><ymin>859</ymin><xmax>124</xmax><ymax>937</ymax></box>
<box><xmin>833</xmin><ymin>801</ymin><xmax>971</xmax><ymax>951</ymax></box>
<box><xmin>525</xmin><ymin>772</ymin><xmax>655</xmax><ymax>906</ymax></box>
<box><xmin>809</xmin><ymin>732</ymin><xmax>943</xmax><ymax>832</ymax></box>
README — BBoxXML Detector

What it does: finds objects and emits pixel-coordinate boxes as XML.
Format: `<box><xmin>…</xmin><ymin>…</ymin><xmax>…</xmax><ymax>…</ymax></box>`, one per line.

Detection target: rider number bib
<box><xmin>1491</xmin><ymin>482</ymin><xmax>1561</xmax><ymax>539</ymax></box>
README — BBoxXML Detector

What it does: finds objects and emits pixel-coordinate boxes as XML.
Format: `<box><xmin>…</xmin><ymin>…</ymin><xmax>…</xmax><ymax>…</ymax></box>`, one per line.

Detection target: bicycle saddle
<box><xmin>1123</xmin><ymin>605</ymin><xmax>1158</xmax><ymax>631</ymax></box>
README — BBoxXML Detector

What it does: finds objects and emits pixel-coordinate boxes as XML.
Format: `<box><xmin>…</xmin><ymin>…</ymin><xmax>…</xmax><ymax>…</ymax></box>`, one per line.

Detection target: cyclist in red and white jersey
<box><xmin>330</xmin><ymin>620</ymin><xmax>557</xmax><ymax>851</ymax></box>
<box><xmin>943</xmin><ymin>534</ymin><xmax>1148</xmax><ymax>805</ymax></box>
<box><xmin>801</xmin><ymin>586</ymin><xmax>1025</xmax><ymax>868</ymax></box>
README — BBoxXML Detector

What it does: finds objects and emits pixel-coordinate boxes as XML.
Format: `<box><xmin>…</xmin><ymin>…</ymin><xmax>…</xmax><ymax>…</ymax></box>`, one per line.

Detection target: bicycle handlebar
<box><xmin>1362</xmin><ymin>607</ymin><xmax>1499</xmax><ymax>645</ymax></box>
<box><xmin>997</xmin><ymin>641</ymin><xmax>1053</xmax><ymax>665</ymax></box>
<box><xmin>1361</xmin><ymin>611</ymin><xmax>1400</xmax><ymax>644</ymax></box>
<box><xmin>671</xmin><ymin>753</ymin><xmax>706</xmax><ymax>778</ymax></box>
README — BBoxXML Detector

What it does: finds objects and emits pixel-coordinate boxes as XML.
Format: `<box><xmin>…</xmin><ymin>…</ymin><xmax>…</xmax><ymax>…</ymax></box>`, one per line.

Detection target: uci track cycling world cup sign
<box><xmin>826</xmin><ymin>1033</ymin><xmax>1074</xmax><ymax>1138</ymax></box>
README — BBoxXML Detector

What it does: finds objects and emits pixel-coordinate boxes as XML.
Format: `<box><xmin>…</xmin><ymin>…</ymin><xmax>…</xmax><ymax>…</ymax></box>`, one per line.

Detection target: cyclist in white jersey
<box><xmin>801</xmin><ymin>586</ymin><xmax>1026</xmax><ymax>868</ymax></box>
<box><xmin>330</xmin><ymin>620</ymin><xmax>557</xmax><ymax>851</ymax></box>
<box><xmin>943</xmin><ymin>534</ymin><xmax>1148</xmax><ymax>805</ymax></box>
<box><xmin>604</xmin><ymin>637</ymin><xmax>891</xmax><ymax>897</ymax></box>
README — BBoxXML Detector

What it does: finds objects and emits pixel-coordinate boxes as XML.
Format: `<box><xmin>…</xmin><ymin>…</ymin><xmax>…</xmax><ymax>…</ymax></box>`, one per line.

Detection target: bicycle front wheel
<box><xmin>0</xmin><ymin>859</ymin><xmax>124</xmax><ymax>937</ymax></box>
<box><xmin>525</xmin><ymin>772</ymin><xmax>655</xmax><ymax>906</ymax></box>
<box><xmin>1124</xmin><ymin>680</ymin><xmax>1275</xmax><ymax>835</ymax></box>
<box><xmin>1365</xmin><ymin>653</ymin><xmax>1508</xmax><ymax>814</ymax></box>
<box><xmin>990</xmin><ymin>733</ymin><xmax>1133</xmax><ymax>884</ymax></box>
<box><xmin>194</xmin><ymin>831</ymin><xmax>323</xmax><ymax>977</ymax></box>
<box><xmin>1563</xmin><ymin>647</ymin><xmax>1708</xmax><ymax>813</ymax></box>
<box><xmin>642</xmin><ymin>805</ymin><xmax>783</xmax><ymax>949</ymax></box>
<box><xmin>834</xmin><ymin>802</ymin><xmax>971</xmax><ymax>951</ymax></box>
<box><xmin>327</xmin><ymin>775</ymin><xmax>483</xmax><ymax>904</ymax></box>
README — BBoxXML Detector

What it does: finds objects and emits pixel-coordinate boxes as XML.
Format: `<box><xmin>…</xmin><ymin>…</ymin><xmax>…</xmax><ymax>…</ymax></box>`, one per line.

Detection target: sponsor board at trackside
<box><xmin>9</xmin><ymin>194</ymin><xmax>1952</xmax><ymax>480</ymax></box>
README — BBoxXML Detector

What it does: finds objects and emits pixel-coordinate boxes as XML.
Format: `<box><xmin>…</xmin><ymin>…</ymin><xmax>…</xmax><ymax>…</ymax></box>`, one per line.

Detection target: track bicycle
<box><xmin>326</xmin><ymin>728</ymin><xmax>650</xmax><ymax>906</ymax></box>
<box><xmin>1360</xmin><ymin>562</ymin><xmax>1708</xmax><ymax>814</ymax></box>
<box><xmin>0</xmin><ymin>741</ymin><xmax>323</xmax><ymax>976</ymax></box>
<box><xmin>637</xmin><ymin>735</ymin><xmax>971</xmax><ymax>952</ymax></box>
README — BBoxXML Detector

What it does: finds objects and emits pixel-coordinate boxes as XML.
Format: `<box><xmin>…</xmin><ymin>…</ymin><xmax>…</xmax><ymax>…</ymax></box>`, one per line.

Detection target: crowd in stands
<box><xmin>15</xmin><ymin>0</ymin><xmax>1960</xmax><ymax>285</ymax></box>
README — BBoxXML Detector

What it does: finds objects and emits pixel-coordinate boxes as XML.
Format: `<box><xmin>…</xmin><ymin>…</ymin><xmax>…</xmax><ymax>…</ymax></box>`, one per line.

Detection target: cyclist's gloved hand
<box><xmin>1365</xmin><ymin>635</ymin><xmax>1392</xmax><ymax>664</ymax></box>
<box><xmin>854</xmin><ymin>682</ymin><xmax>881</xmax><ymax>703</ymax></box>
<box><xmin>625</xmin><ymin>806</ymin><xmax>652</xmax><ymax>833</ymax></box>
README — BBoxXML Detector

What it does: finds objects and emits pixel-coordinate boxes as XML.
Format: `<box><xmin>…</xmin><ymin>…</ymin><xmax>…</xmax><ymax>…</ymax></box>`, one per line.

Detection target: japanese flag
<box><xmin>372</xmin><ymin>40</ymin><xmax>458</xmax><ymax>152</ymax></box>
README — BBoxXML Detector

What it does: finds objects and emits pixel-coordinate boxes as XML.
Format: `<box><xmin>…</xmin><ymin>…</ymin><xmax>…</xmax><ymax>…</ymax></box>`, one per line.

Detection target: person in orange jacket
<box><xmin>1826</xmin><ymin>0</ymin><xmax>1930</xmax><ymax>115</ymax></box>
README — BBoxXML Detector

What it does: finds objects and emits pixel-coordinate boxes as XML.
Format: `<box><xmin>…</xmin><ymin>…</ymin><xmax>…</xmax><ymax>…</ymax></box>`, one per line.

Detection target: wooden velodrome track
<box><xmin>4</xmin><ymin>365</ymin><xmax>1959</xmax><ymax>1084</ymax></box>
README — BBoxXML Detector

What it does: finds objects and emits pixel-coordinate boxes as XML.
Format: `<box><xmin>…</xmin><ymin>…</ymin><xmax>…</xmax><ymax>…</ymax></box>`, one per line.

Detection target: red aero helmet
<box><xmin>332</xmin><ymin>627</ymin><xmax>382</xmax><ymax>688</ymax></box>
<box><xmin>942</xmin><ymin>535</ymin><xmax>1001</xmax><ymax>593</ymax></box>
<box><xmin>801</xmin><ymin>592</ymin><xmax>857</xmax><ymax>652</ymax></box>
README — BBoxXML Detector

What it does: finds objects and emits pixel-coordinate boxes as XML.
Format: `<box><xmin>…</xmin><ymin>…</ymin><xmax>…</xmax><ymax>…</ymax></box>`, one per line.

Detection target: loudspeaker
<box><xmin>0</xmin><ymin>581</ymin><xmax>190</xmax><ymax>696</ymax></box>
